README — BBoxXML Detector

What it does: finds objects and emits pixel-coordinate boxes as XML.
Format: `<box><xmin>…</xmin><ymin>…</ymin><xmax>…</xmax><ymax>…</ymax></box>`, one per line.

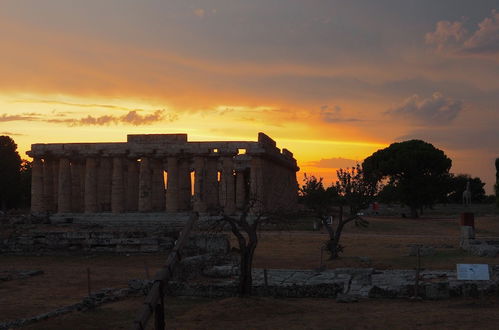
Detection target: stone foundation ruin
<box><xmin>27</xmin><ymin>133</ymin><xmax>299</xmax><ymax>217</ymax></box>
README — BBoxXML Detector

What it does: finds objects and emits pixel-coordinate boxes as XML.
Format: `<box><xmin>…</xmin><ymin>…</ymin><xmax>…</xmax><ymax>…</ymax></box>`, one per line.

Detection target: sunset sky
<box><xmin>1</xmin><ymin>1</ymin><xmax>498</xmax><ymax>192</ymax></box>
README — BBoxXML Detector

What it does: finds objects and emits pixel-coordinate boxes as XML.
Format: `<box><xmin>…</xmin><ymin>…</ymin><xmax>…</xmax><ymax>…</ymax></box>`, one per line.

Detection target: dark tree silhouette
<box><xmin>214</xmin><ymin>200</ymin><xmax>290</xmax><ymax>297</ymax></box>
<box><xmin>376</xmin><ymin>180</ymin><xmax>399</xmax><ymax>205</ymax></box>
<box><xmin>495</xmin><ymin>158</ymin><xmax>499</xmax><ymax>207</ymax></box>
<box><xmin>19</xmin><ymin>160</ymin><xmax>32</xmax><ymax>208</ymax></box>
<box><xmin>300</xmin><ymin>165</ymin><xmax>375</xmax><ymax>259</ymax></box>
<box><xmin>363</xmin><ymin>140</ymin><xmax>451</xmax><ymax>218</ymax></box>
<box><xmin>0</xmin><ymin>136</ymin><xmax>22</xmax><ymax>211</ymax></box>
<box><xmin>446</xmin><ymin>174</ymin><xmax>486</xmax><ymax>203</ymax></box>
<box><xmin>219</xmin><ymin>206</ymin><xmax>261</xmax><ymax>297</ymax></box>
<box><xmin>212</xmin><ymin>186</ymin><xmax>292</xmax><ymax>297</ymax></box>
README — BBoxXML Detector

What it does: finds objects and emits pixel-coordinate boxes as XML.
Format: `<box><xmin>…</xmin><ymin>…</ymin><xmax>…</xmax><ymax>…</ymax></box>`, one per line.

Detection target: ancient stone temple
<box><xmin>27</xmin><ymin>133</ymin><xmax>299</xmax><ymax>215</ymax></box>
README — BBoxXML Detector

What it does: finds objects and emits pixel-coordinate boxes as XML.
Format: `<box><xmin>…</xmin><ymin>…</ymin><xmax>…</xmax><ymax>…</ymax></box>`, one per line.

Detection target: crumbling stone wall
<box><xmin>1</xmin><ymin>230</ymin><xmax>229</xmax><ymax>255</ymax></box>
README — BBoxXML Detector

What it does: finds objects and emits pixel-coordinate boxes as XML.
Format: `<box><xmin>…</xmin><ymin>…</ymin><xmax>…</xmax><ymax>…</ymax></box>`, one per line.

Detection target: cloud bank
<box><xmin>426</xmin><ymin>9</ymin><xmax>499</xmax><ymax>58</ymax></box>
<box><xmin>385</xmin><ymin>92</ymin><xmax>462</xmax><ymax>125</ymax></box>
<box><xmin>0</xmin><ymin>131</ymin><xmax>24</xmax><ymax>136</ymax></box>
<box><xmin>319</xmin><ymin>105</ymin><xmax>361</xmax><ymax>123</ymax></box>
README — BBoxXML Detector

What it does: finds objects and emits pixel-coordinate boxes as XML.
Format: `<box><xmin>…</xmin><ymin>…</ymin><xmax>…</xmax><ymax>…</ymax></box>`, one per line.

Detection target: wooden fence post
<box><xmin>154</xmin><ymin>281</ymin><xmax>165</xmax><ymax>330</ymax></box>
<box><xmin>87</xmin><ymin>267</ymin><xmax>91</xmax><ymax>296</ymax></box>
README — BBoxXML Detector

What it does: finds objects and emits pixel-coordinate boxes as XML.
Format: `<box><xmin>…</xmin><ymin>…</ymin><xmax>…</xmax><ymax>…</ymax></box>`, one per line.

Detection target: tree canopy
<box><xmin>446</xmin><ymin>174</ymin><xmax>485</xmax><ymax>203</ymax></box>
<box><xmin>362</xmin><ymin>140</ymin><xmax>452</xmax><ymax>217</ymax></box>
<box><xmin>0</xmin><ymin>136</ymin><xmax>22</xmax><ymax>210</ymax></box>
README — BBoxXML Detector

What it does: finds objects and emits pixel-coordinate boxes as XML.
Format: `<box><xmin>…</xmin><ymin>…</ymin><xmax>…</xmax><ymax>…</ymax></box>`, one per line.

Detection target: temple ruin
<box><xmin>27</xmin><ymin>133</ymin><xmax>299</xmax><ymax>215</ymax></box>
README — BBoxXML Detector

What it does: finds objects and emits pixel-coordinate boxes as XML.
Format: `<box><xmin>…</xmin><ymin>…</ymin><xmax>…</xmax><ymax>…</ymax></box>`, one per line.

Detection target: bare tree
<box><xmin>218</xmin><ymin>205</ymin><xmax>261</xmax><ymax>296</ymax></box>
<box><xmin>300</xmin><ymin>165</ymin><xmax>376</xmax><ymax>259</ymax></box>
<box><xmin>212</xmin><ymin>196</ymin><xmax>290</xmax><ymax>297</ymax></box>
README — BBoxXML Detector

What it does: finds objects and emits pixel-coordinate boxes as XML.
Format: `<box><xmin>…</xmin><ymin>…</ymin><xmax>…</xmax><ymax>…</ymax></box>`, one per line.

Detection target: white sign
<box><xmin>456</xmin><ymin>264</ymin><xmax>490</xmax><ymax>280</ymax></box>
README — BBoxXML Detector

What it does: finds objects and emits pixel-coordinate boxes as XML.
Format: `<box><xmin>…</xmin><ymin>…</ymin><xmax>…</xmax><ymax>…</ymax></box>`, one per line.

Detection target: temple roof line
<box><xmin>27</xmin><ymin>132</ymin><xmax>299</xmax><ymax>171</ymax></box>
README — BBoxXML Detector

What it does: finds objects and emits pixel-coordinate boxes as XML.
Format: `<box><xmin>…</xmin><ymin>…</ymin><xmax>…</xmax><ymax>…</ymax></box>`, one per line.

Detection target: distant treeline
<box><xmin>0</xmin><ymin>136</ymin><xmax>31</xmax><ymax>211</ymax></box>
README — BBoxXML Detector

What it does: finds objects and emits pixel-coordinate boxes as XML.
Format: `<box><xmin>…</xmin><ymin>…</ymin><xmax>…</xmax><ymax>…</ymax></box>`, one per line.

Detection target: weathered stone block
<box><xmin>203</xmin><ymin>265</ymin><xmax>239</xmax><ymax>278</ymax></box>
<box><xmin>469</xmin><ymin>244</ymin><xmax>499</xmax><ymax>257</ymax></box>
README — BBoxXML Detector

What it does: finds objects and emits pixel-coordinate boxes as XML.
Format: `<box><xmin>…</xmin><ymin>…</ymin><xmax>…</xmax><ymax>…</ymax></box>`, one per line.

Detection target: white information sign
<box><xmin>456</xmin><ymin>264</ymin><xmax>490</xmax><ymax>280</ymax></box>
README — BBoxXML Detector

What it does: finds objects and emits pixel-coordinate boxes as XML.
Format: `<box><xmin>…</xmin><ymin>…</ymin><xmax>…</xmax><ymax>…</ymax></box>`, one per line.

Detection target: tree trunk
<box><xmin>321</xmin><ymin>216</ymin><xmax>335</xmax><ymax>259</ymax></box>
<box><xmin>410</xmin><ymin>207</ymin><xmax>419</xmax><ymax>218</ymax></box>
<box><xmin>225</xmin><ymin>210</ymin><xmax>259</xmax><ymax>297</ymax></box>
<box><xmin>238</xmin><ymin>246</ymin><xmax>250</xmax><ymax>296</ymax></box>
<box><xmin>238</xmin><ymin>241</ymin><xmax>257</xmax><ymax>296</ymax></box>
<box><xmin>322</xmin><ymin>206</ymin><xmax>348</xmax><ymax>260</ymax></box>
<box><xmin>329</xmin><ymin>216</ymin><xmax>347</xmax><ymax>259</ymax></box>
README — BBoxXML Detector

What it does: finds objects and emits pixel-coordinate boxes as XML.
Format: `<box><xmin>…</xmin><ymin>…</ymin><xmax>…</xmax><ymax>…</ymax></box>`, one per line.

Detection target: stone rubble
<box><xmin>4</xmin><ymin>265</ymin><xmax>499</xmax><ymax>329</ymax></box>
<box><xmin>165</xmin><ymin>266</ymin><xmax>499</xmax><ymax>300</ymax></box>
<box><xmin>1</xmin><ymin>230</ymin><xmax>229</xmax><ymax>255</ymax></box>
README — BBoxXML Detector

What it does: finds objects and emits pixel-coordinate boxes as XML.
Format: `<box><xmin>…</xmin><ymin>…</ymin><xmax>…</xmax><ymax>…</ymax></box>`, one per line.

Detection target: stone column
<box><xmin>235</xmin><ymin>170</ymin><xmax>247</xmax><ymax>210</ymax></box>
<box><xmin>205</xmin><ymin>157</ymin><xmax>219</xmax><ymax>211</ymax></box>
<box><xmin>57</xmin><ymin>158</ymin><xmax>72</xmax><ymax>213</ymax></box>
<box><xmin>42</xmin><ymin>158</ymin><xmax>55</xmax><ymax>212</ymax></box>
<box><xmin>267</xmin><ymin>163</ymin><xmax>278</xmax><ymax>209</ymax></box>
<box><xmin>138</xmin><ymin>157</ymin><xmax>152</xmax><ymax>212</ymax></box>
<box><xmin>151</xmin><ymin>159</ymin><xmax>165</xmax><ymax>211</ymax></box>
<box><xmin>79</xmin><ymin>163</ymin><xmax>86</xmax><ymax>211</ymax></box>
<box><xmin>97</xmin><ymin>158</ymin><xmax>112</xmax><ymax>212</ymax></box>
<box><xmin>287</xmin><ymin>168</ymin><xmax>298</xmax><ymax>207</ymax></box>
<box><xmin>250</xmin><ymin>156</ymin><xmax>265</xmax><ymax>213</ymax></box>
<box><xmin>52</xmin><ymin>159</ymin><xmax>59</xmax><ymax>211</ymax></box>
<box><xmin>166</xmin><ymin>157</ymin><xmax>179</xmax><ymax>212</ymax></box>
<box><xmin>193</xmin><ymin>156</ymin><xmax>206</xmax><ymax>212</ymax></box>
<box><xmin>84</xmin><ymin>157</ymin><xmax>98</xmax><ymax>213</ymax></box>
<box><xmin>111</xmin><ymin>157</ymin><xmax>125</xmax><ymax>213</ymax></box>
<box><xmin>178</xmin><ymin>158</ymin><xmax>192</xmax><ymax>211</ymax></box>
<box><xmin>31</xmin><ymin>157</ymin><xmax>45</xmax><ymax>214</ymax></box>
<box><xmin>220</xmin><ymin>157</ymin><xmax>236</xmax><ymax>214</ymax></box>
<box><xmin>70</xmin><ymin>160</ymin><xmax>83</xmax><ymax>213</ymax></box>
<box><xmin>125</xmin><ymin>159</ymin><xmax>139</xmax><ymax>211</ymax></box>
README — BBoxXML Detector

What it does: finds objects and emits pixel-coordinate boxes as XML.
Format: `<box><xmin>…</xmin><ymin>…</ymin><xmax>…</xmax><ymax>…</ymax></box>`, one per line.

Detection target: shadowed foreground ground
<box><xmin>22</xmin><ymin>295</ymin><xmax>499</xmax><ymax>330</ymax></box>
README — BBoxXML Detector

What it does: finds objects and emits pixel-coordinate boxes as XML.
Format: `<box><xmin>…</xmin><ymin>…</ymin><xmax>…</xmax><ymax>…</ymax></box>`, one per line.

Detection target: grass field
<box><xmin>1</xmin><ymin>208</ymin><xmax>499</xmax><ymax>329</ymax></box>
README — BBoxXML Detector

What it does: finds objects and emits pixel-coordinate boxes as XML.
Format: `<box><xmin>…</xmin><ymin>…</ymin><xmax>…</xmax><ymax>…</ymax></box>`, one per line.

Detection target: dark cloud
<box><xmin>385</xmin><ymin>92</ymin><xmax>462</xmax><ymax>125</ymax></box>
<box><xmin>426</xmin><ymin>9</ymin><xmax>499</xmax><ymax>57</ymax></box>
<box><xmin>0</xmin><ymin>131</ymin><xmax>24</xmax><ymax>136</ymax></box>
<box><xmin>0</xmin><ymin>113</ymin><xmax>40</xmax><ymax>122</ymax></box>
<box><xmin>0</xmin><ymin>110</ymin><xmax>176</xmax><ymax>126</ymax></box>
<box><xmin>305</xmin><ymin>157</ymin><xmax>359</xmax><ymax>169</ymax></box>
<box><xmin>47</xmin><ymin>110</ymin><xmax>176</xmax><ymax>126</ymax></box>
<box><xmin>398</xmin><ymin>126</ymin><xmax>499</xmax><ymax>152</ymax></box>
<box><xmin>319</xmin><ymin>105</ymin><xmax>362</xmax><ymax>123</ymax></box>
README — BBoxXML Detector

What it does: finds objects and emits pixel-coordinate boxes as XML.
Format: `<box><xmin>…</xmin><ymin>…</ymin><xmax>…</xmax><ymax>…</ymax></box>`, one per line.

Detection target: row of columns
<box><xmin>31</xmin><ymin>155</ymin><xmax>256</xmax><ymax>215</ymax></box>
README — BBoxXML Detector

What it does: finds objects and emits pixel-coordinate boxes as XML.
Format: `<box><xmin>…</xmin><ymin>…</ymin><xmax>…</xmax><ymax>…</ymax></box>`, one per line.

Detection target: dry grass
<box><xmin>0</xmin><ymin>255</ymin><xmax>165</xmax><ymax>322</ymax></box>
<box><xmin>253</xmin><ymin>215</ymin><xmax>499</xmax><ymax>270</ymax></box>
